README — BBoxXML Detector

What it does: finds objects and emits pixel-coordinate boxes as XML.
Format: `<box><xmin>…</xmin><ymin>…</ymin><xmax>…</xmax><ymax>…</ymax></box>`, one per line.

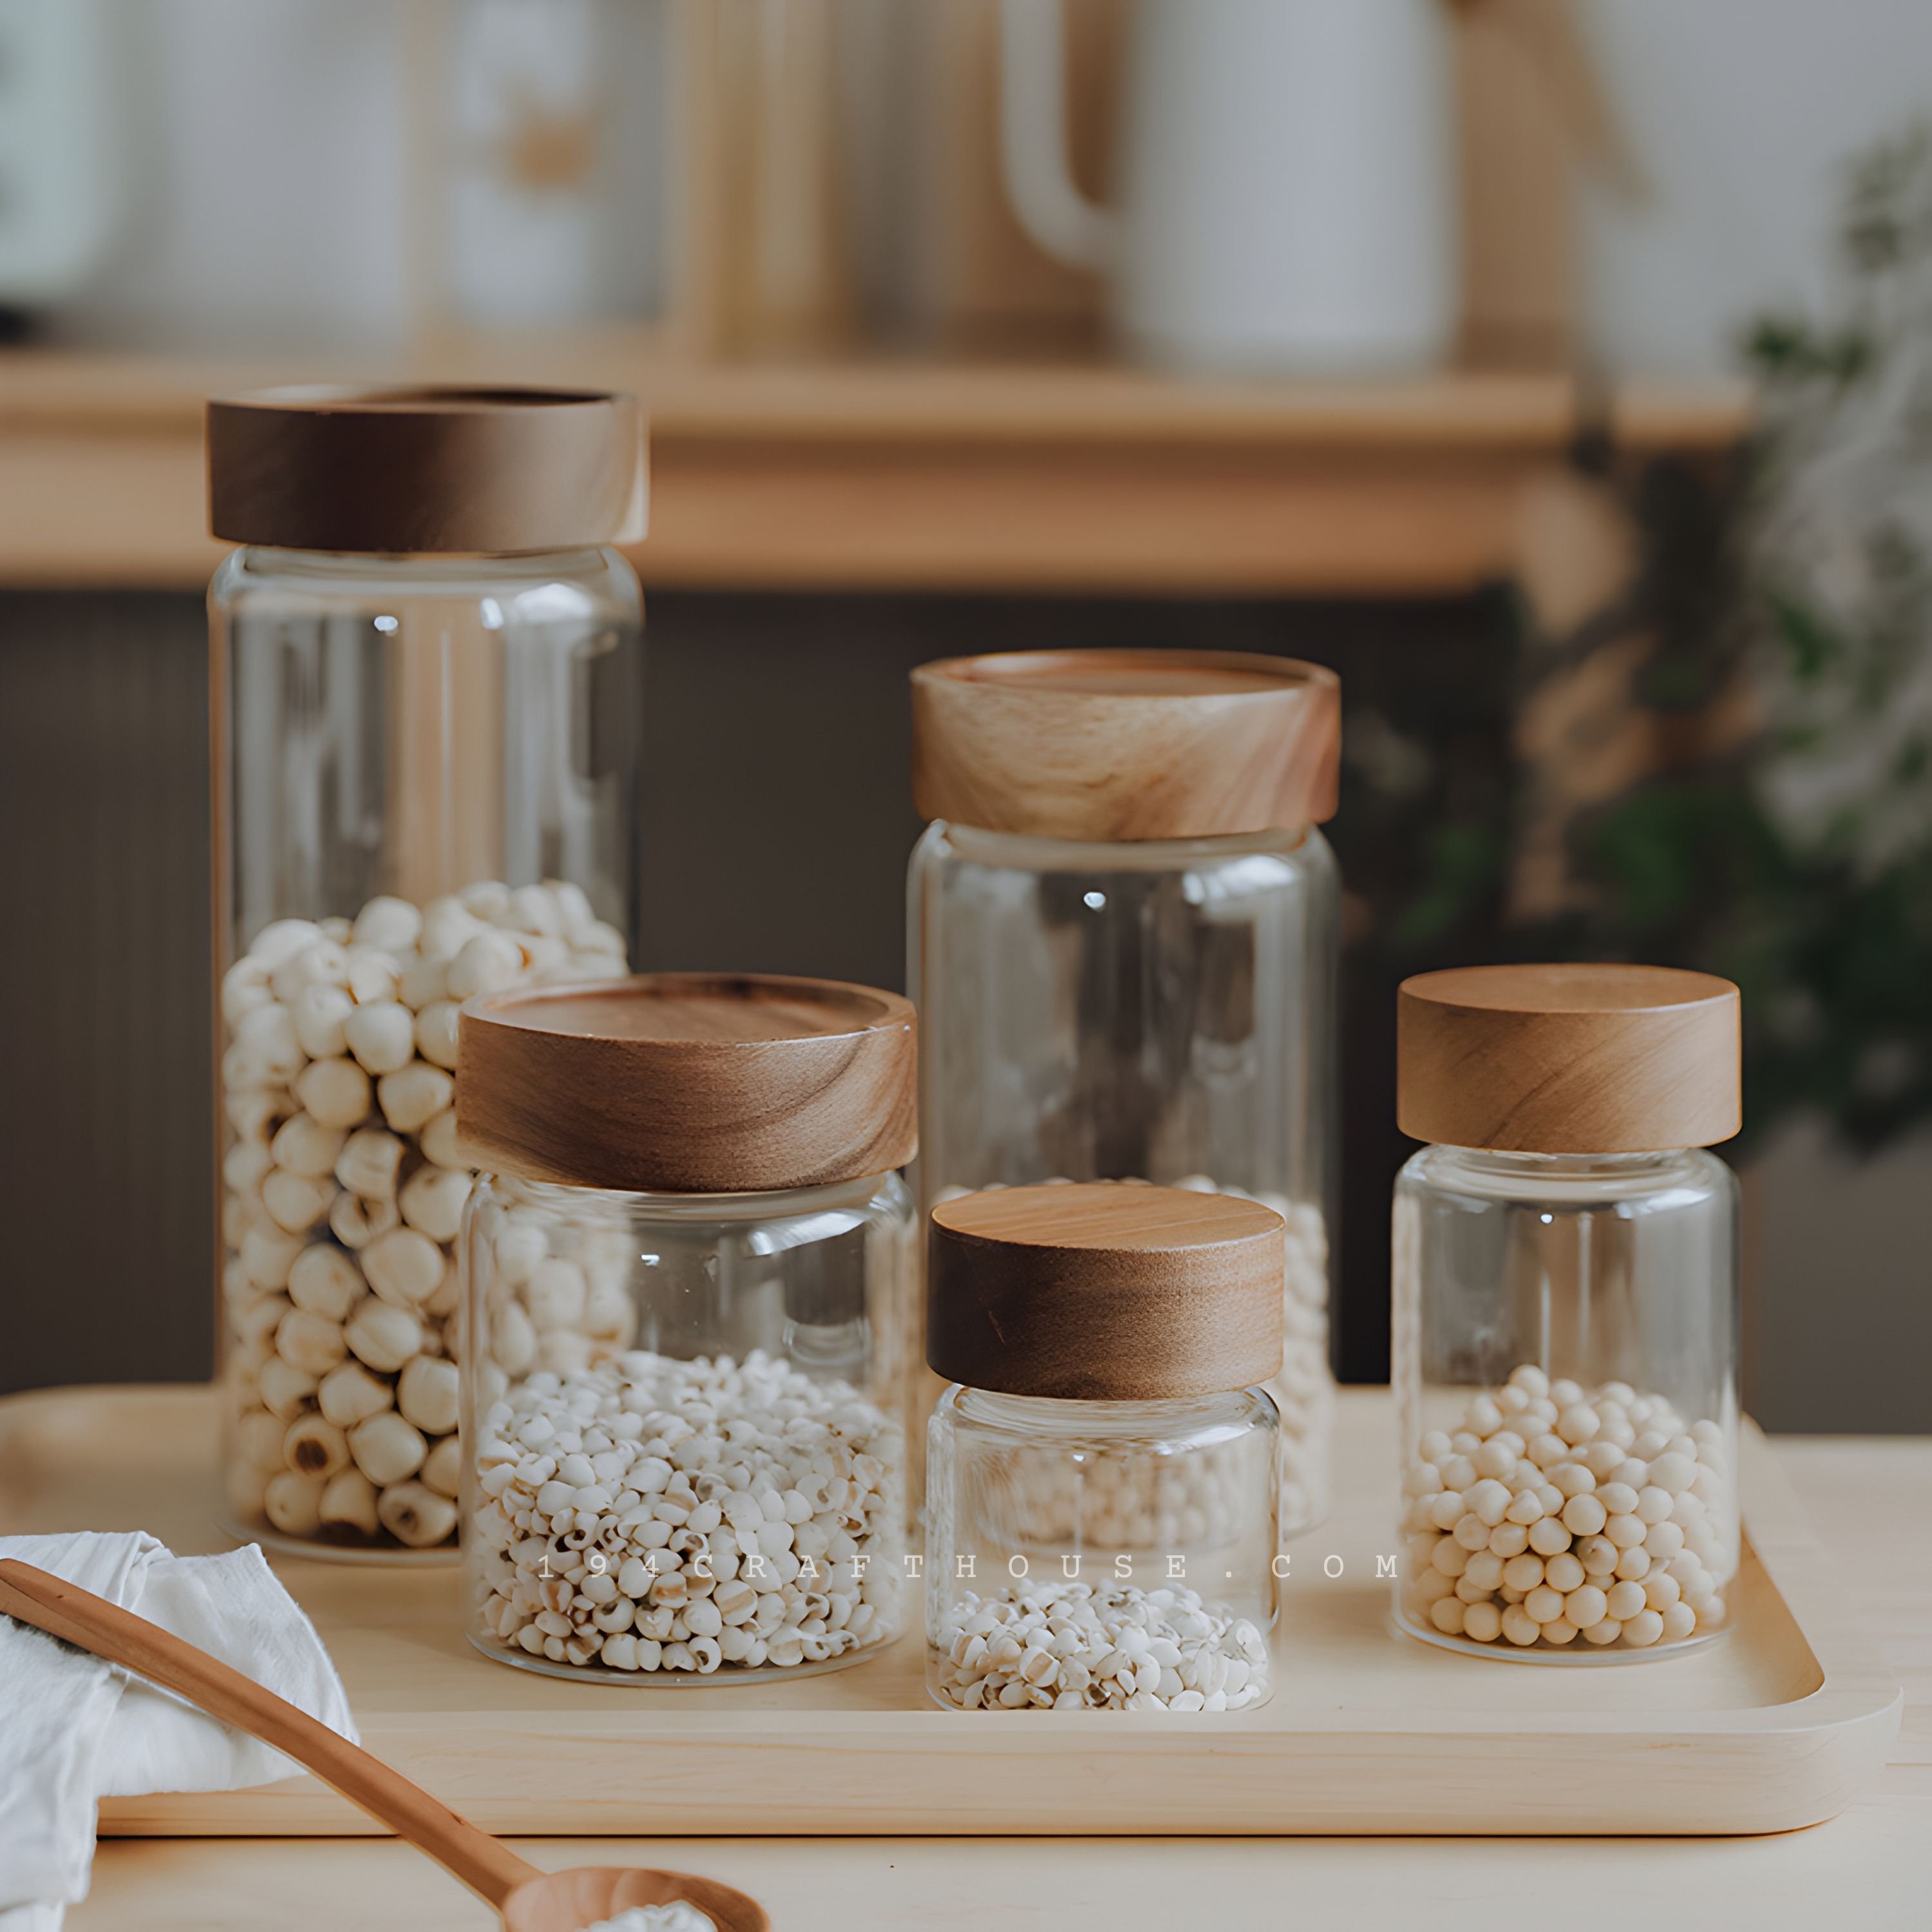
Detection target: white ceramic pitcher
<box><xmin>999</xmin><ymin>0</ymin><xmax>1458</xmax><ymax>374</ymax></box>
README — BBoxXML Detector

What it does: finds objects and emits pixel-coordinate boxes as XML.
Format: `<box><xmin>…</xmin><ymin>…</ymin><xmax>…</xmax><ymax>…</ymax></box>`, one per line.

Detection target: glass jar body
<box><xmin>925</xmin><ymin>1384</ymin><xmax>1279</xmax><ymax>1711</ymax></box>
<box><xmin>911</xmin><ymin>820</ymin><xmax>1338</xmax><ymax>1533</ymax></box>
<box><xmin>462</xmin><ymin>1170</ymin><xmax>916</xmax><ymax>1683</ymax></box>
<box><xmin>1392</xmin><ymin>1145</ymin><xmax>1740</xmax><ymax>1660</ymax></box>
<box><xmin>213</xmin><ymin>545</ymin><xmax>643</xmax><ymax>1558</ymax></box>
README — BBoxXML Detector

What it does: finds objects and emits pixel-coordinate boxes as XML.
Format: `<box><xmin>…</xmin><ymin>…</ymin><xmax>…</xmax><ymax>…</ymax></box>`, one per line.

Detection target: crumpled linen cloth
<box><xmin>0</xmin><ymin>1531</ymin><xmax>357</xmax><ymax>1932</ymax></box>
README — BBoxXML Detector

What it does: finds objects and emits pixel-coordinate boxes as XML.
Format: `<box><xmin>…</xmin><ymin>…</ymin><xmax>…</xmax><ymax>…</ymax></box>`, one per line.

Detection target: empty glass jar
<box><xmin>1391</xmin><ymin>965</ymin><xmax>1742</xmax><ymax>1660</ymax></box>
<box><xmin>925</xmin><ymin>1182</ymin><xmax>1283</xmax><ymax>1712</ymax></box>
<box><xmin>209</xmin><ymin>386</ymin><xmax>647</xmax><ymax>1557</ymax></box>
<box><xmin>457</xmin><ymin>973</ymin><xmax>918</xmax><ymax>1683</ymax></box>
<box><xmin>910</xmin><ymin>649</ymin><xmax>1341</xmax><ymax>1533</ymax></box>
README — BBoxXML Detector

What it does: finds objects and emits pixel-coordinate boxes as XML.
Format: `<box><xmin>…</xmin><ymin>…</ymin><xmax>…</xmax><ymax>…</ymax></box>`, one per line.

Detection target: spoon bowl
<box><xmin>502</xmin><ymin>1864</ymin><xmax>768</xmax><ymax>1932</ymax></box>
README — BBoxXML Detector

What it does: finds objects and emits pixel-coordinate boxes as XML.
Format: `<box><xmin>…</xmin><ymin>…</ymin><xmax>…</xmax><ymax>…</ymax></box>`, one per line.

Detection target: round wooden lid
<box><xmin>1397</xmin><ymin>963</ymin><xmax>1741</xmax><ymax>1153</ymax></box>
<box><xmin>456</xmin><ymin>974</ymin><xmax>916</xmax><ymax>1194</ymax></box>
<box><xmin>207</xmin><ymin>386</ymin><xmax>647</xmax><ymax>554</ymax></box>
<box><xmin>927</xmin><ymin>1183</ymin><xmax>1285</xmax><ymax>1399</ymax></box>
<box><xmin>911</xmin><ymin>649</ymin><xmax>1340</xmax><ymax>840</ymax></box>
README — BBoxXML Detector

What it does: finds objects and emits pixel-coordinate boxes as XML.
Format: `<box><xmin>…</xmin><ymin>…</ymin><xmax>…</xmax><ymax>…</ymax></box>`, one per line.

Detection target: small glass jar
<box><xmin>1391</xmin><ymin>965</ymin><xmax>1742</xmax><ymax>1660</ymax></box>
<box><xmin>209</xmin><ymin>388</ymin><xmax>647</xmax><ymax>1558</ymax></box>
<box><xmin>924</xmin><ymin>1182</ymin><xmax>1283</xmax><ymax>1712</ymax></box>
<box><xmin>457</xmin><ymin>973</ymin><xmax>919</xmax><ymax>1683</ymax></box>
<box><xmin>909</xmin><ymin>650</ymin><xmax>1341</xmax><ymax>1534</ymax></box>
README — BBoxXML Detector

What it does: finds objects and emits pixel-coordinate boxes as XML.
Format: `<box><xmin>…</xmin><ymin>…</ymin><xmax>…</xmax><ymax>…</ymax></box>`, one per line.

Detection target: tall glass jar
<box><xmin>909</xmin><ymin>650</ymin><xmax>1340</xmax><ymax>1533</ymax></box>
<box><xmin>924</xmin><ymin>1184</ymin><xmax>1284</xmax><ymax>1712</ymax></box>
<box><xmin>209</xmin><ymin>387</ymin><xmax>646</xmax><ymax>1557</ymax></box>
<box><xmin>1391</xmin><ymin>965</ymin><xmax>1742</xmax><ymax>1660</ymax></box>
<box><xmin>457</xmin><ymin>974</ymin><xmax>919</xmax><ymax>1682</ymax></box>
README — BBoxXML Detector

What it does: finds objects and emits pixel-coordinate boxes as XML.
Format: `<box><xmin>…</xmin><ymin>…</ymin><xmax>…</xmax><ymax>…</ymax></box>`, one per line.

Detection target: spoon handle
<box><xmin>0</xmin><ymin>1557</ymin><xmax>540</xmax><ymax>1909</ymax></box>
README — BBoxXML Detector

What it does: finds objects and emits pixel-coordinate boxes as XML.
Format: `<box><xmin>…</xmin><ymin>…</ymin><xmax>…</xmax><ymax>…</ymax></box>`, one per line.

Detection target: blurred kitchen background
<box><xmin>2</xmin><ymin>0</ymin><xmax>1929</xmax><ymax>1430</ymax></box>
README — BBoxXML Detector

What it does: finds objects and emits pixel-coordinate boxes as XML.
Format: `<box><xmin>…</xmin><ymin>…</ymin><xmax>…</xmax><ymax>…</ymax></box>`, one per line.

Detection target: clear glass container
<box><xmin>1392</xmin><ymin>1145</ymin><xmax>1740</xmax><ymax>1660</ymax></box>
<box><xmin>462</xmin><ymin>1171</ymin><xmax>915</xmax><ymax>1682</ymax></box>
<box><xmin>912</xmin><ymin>819</ymin><xmax>1339</xmax><ymax>1530</ymax></box>
<box><xmin>925</xmin><ymin>1385</ymin><xmax>1279</xmax><ymax>1711</ymax></box>
<box><xmin>213</xmin><ymin>539</ymin><xmax>643</xmax><ymax>1558</ymax></box>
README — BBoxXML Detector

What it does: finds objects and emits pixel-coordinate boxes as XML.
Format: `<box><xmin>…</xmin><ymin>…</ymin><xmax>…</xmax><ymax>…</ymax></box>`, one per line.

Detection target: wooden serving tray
<box><xmin>0</xmin><ymin>1385</ymin><xmax>1899</xmax><ymax>1837</ymax></box>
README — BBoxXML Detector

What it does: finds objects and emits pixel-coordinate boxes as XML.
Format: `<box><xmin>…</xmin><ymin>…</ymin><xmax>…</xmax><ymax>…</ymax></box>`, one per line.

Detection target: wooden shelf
<box><xmin>0</xmin><ymin>346</ymin><xmax>1751</xmax><ymax>594</ymax></box>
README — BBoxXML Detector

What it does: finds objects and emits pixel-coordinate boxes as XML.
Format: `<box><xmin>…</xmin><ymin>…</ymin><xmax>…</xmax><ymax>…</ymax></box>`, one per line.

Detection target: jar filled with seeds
<box><xmin>909</xmin><ymin>650</ymin><xmax>1340</xmax><ymax>1535</ymax></box>
<box><xmin>457</xmin><ymin>973</ymin><xmax>918</xmax><ymax>1683</ymax></box>
<box><xmin>925</xmin><ymin>1182</ymin><xmax>1283</xmax><ymax>1712</ymax></box>
<box><xmin>1392</xmin><ymin>965</ymin><xmax>1743</xmax><ymax>1660</ymax></box>
<box><xmin>209</xmin><ymin>385</ymin><xmax>646</xmax><ymax>1556</ymax></box>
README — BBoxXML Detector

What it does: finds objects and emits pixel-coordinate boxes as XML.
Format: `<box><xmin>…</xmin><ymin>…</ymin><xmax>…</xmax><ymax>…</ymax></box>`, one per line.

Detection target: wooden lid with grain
<box><xmin>927</xmin><ymin>1183</ymin><xmax>1285</xmax><ymax>1399</ymax></box>
<box><xmin>911</xmin><ymin>649</ymin><xmax>1340</xmax><ymax>840</ymax></box>
<box><xmin>208</xmin><ymin>386</ymin><xmax>647</xmax><ymax>553</ymax></box>
<box><xmin>1397</xmin><ymin>963</ymin><xmax>1741</xmax><ymax>1153</ymax></box>
<box><xmin>456</xmin><ymin>974</ymin><xmax>916</xmax><ymax>1194</ymax></box>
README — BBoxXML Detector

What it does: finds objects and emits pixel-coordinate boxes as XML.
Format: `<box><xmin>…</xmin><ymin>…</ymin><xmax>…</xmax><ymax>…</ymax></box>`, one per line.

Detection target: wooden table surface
<box><xmin>61</xmin><ymin>1434</ymin><xmax>1929</xmax><ymax>1931</ymax></box>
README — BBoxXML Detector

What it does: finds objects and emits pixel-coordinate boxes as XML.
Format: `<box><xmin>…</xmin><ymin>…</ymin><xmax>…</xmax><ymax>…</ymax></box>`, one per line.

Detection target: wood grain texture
<box><xmin>1397</xmin><ymin>963</ymin><xmax>1741</xmax><ymax>1153</ymax></box>
<box><xmin>0</xmin><ymin>1385</ymin><xmax>1897</xmax><ymax>1839</ymax></box>
<box><xmin>456</xmin><ymin>973</ymin><xmax>917</xmax><ymax>1193</ymax></box>
<box><xmin>926</xmin><ymin>1183</ymin><xmax>1287</xmax><ymax>1398</ymax></box>
<box><xmin>206</xmin><ymin>387</ymin><xmax>647</xmax><ymax>553</ymax></box>
<box><xmin>911</xmin><ymin>649</ymin><xmax>1340</xmax><ymax>840</ymax></box>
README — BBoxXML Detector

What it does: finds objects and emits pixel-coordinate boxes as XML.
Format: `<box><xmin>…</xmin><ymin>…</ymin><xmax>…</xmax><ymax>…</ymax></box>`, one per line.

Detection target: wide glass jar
<box><xmin>1391</xmin><ymin>965</ymin><xmax>1742</xmax><ymax>1660</ymax></box>
<box><xmin>457</xmin><ymin>974</ymin><xmax>919</xmax><ymax>1683</ymax></box>
<box><xmin>209</xmin><ymin>387</ymin><xmax>646</xmax><ymax>1558</ymax></box>
<box><xmin>910</xmin><ymin>650</ymin><xmax>1340</xmax><ymax>1533</ymax></box>
<box><xmin>924</xmin><ymin>1183</ymin><xmax>1283</xmax><ymax>1712</ymax></box>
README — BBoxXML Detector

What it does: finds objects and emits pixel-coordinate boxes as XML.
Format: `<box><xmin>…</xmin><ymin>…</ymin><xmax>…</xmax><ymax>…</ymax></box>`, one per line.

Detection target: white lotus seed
<box><xmin>348</xmin><ymin>1410</ymin><xmax>428</xmax><ymax>1486</ymax></box>
<box><xmin>446</xmin><ymin>930</ymin><xmax>524</xmax><ymax>999</ymax></box>
<box><xmin>257</xmin><ymin>1354</ymin><xmax>317</xmax><ymax>1422</ymax></box>
<box><xmin>330</xmin><ymin>1191</ymin><xmax>399</xmax><ymax>1249</ymax></box>
<box><xmin>241</xmin><ymin>1223</ymin><xmax>305</xmax><ymax>1291</ymax></box>
<box><xmin>362</xmin><ymin>1226</ymin><xmax>446</xmax><ymax>1307</ymax></box>
<box><xmin>524</xmin><ymin>1257</ymin><xmax>588</xmax><ymax>1331</ymax></box>
<box><xmin>413</xmin><ymin>1000</ymin><xmax>462</xmax><ymax>1070</ymax></box>
<box><xmin>261</xmin><ymin>1169</ymin><xmax>335</xmax><ymax>1233</ymax></box>
<box><xmin>352</xmin><ymin>895</ymin><xmax>422</xmax><ymax>952</ymax></box>
<box><xmin>285</xmin><ymin>1245</ymin><xmax>363</xmax><ymax>1323</ymax></box>
<box><xmin>419</xmin><ymin>1108</ymin><xmax>464</xmax><ymax>1169</ymax></box>
<box><xmin>292</xmin><ymin>1056</ymin><xmax>373</xmax><ymax>1131</ymax></box>
<box><xmin>343</xmin><ymin>1000</ymin><xmax>416</xmax><ymax>1075</ymax></box>
<box><xmin>377</xmin><ymin>1063</ymin><xmax>454</xmax><ymax>1134</ymax></box>
<box><xmin>421</xmin><ymin>1433</ymin><xmax>464</xmax><ymax>1499</ymax></box>
<box><xmin>345</xmin><ymin>945</ymin><xmax>403</xmax><ymax>1007</ymax></box>
<box><xmin>263</xmin><ymin>1469</ymin><xmax>325</xmax><ymax>1535</ymax></box>
<box><xmin>345</xmin><ymin>1298</ymin><xmax>422</xmax><ymax>1374</ymax></box>
<box><xmin>276</xmin><ymin>1307</ymin><xmax>349</xmax><ymax>1378</ymax></box>
<box><xmin>399</xmin><ymin>1164</ymin><xmax>471</xmax><ymax>1243</ymax></box>
<box><xmin>292</xmin><ymin>982</ymin><xmax>354</xmax><ymax>1060</ymax></box>
<box><xmin>335</xmin><ymin>1127</ymin><xmax>405</xmax><ymax>1200</ymax></box>
<box><xmin>420</xmin><ymin>896</ymin><xmax>487</xmax><ymax>959</ymax></box>
<box><xmin>284</xmin><ymin>1414</ymin><xmax>351</xmax><ymax>1479</ymax></box>
<box><xmin>377</xmin><ymin>1479</ymin><xmax>457</xmax><ymax>1548</ymax></box>
<box><xmin>317</xmin><ymin>1358</ymin><xmax>393</xmax><ymax>1428</ymax></box>
<box><xmin>235</xmin><ymin>999</ymin><xmax>305</xmax><ymax>1080</ymax></box>
<box><xmin>249</xmin><ymin>919</ymin><xmax>323</xmax><ymax>969</ymax></box>
<box><xmin>397</xmin><ymin>1354</ymin><xmax>460</xmax><ymax>1436</ymax></box>
<box><xmin>319</xmin><ymin>1466</ymin><xmax>382</xmax><ymax>1536</ymax></box>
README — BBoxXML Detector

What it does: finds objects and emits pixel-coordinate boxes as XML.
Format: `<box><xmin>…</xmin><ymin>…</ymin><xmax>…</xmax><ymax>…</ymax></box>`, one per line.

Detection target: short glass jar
<box><xmin>1391</xmin><ymin>965</ymin><xmax>1743</xmax><ymax>1660</ymax></box>
<box><xmin>457</xmin><ymin>974</ymin><xmax>919</xmax><ymax>1683</ymax></box>
<box><xmin>909</xmin><ymin>650</ymin><xmax>1341</xmax><ymax>1534</ymax></box>
<box><xmin>924</xmin><ymin>1183</ymin><xmax>1283</xmax><ymax>1712</ymax></box>
<box><xmin>209</xmin><ymin>388</ymin><xmax>647</xmax><ymax>1559</ymax></box>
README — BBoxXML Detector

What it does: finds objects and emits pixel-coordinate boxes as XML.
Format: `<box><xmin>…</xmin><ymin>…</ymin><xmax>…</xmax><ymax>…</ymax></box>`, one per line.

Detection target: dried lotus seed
<box><xmin>420</xmin><ymin>1433</ymin><xmax>464</xmax><ymax>1499</ymax></box>
<box><xmin>261</xmin><ymin>1168</ymin><xmax>334</xmax><ymax>1233</ymax></box>
<box><xmin>319</xmin><ymin>1466</ymin><xmax>383</xmax><ymax>1536</ymax></box>
<box><xmin>284</xmin><ymin>1414</ymin><xmax>351</xmax><ymax>1479</ymax></box>
<box><xmin>352</xmin><ymin>895</ymin><xmax>422</xmax><ymax>952</ymax></box>
<box><xmin>263</xmin><ymin>1469</ymin><xmax>325</xmax><ymax>1536</ymax></box>
<box><xmin>445</xmin><ymin>931</ymin><xmax>524</xmax><ymax>999</ymax></box>
<box><xmin>345</xmin><ymin>945</ymin><xmax>402</xmax><ymax>1007</ymax></box>
<box><xmin>377</xmin><ymin>1062</ymin><xmax>453</xmax><ymax>1133</ymax></box>
<box><xmin>397</xmin><ymin>1354</ymin><xmax>460</xmax><ymax>1436</ymax></box>
<box><xmin>335</xmin><ymin>1127</ymin><xmax>405</xmax><ymax>1200</ymax></box>
<box><xmin>294</xmin><ymin>1056</ymin><xmax>374</xmax><ymax>1130</ymax></box>
<box><xmin>270</xmin><ymin>1112</ymin><xmax>347</xmax><ymax>1180</ymax></box>
<box><xmin>413</xmin><ymin>1000</ymin><xmax>462</xmax><ymax>1070</ymax></box>
<box><xmin>344</xmin><ymin>1299</ymin><xmax>422</xmax><ymax>1374</ymax></box>
<box><xmin>362</xmin><ymin>1226</ymin><xmax>446</xmax><ymax>1307</ymax></box>
<box><xmin>317</xmin><ymin>1358</ymin><xmax>393</xmax><ymax>1428</ymax></box>
<box><xmin>292</xmin><ymin>983</ymin><xmax>354</xmax><ymax>1060</ymax></box>
<box><xmin>257</xmin><ymin>1354</ymin><xmax>318</xmax><ymax>1421</ymax></box>
<box><xmin>377</xmin><ymin>1479</ymin><xmax>457</xmax><ymax>1548</ymax></box>
<box><xmin>343</xmin><ymin>1001</ymin><xmax>415</xmax><ymax>1075</ymax></box>
<box><xmin>276</xmin><ymin>1307</ymin><xmax>349</xmax><ymax>1378</ymax></box>
<box><xmin>330</xmin><ymin>1191</ymin><xmax>399</xmax><ymax>1249</ymax></box>
<box><xmin>248</xmin><ymin>919</ymin><xmax>323</xmax><ymax>969</ymax></box>
<box><xmin>348</xmin><ymin>1410</ymin><xmax>428</xmax><ymax>1486</ymax></box>
<box><xmin>287</xmin><ymin>1244</ymin><xmax>365</xmax><ymax>1323</ymax></box>
<box><xmin>399</xmin><ymin>1165</ymin><xmax>470</xmax><ymax>1243</ymax></box>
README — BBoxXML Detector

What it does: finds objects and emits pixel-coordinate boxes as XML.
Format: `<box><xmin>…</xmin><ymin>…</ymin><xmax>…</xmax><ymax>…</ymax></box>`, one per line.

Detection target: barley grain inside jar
<box><xmin>208</xmin><ymin>385</ymin><xmax>646</xmax><ymax>1558</ymax></box>
<box><xmin>909</xmin><ymin>650</ymin><xmax>1340</xmax><ymax>1536</ymax></box>
<box><xmin>924</xmin><ymin>1182</ymin><xmax>1283</xmax><ymax>1712</ymax></box>
<box><xmin>1392</xmin><ymin>964</ymin><xmax>1743</xmax><ymax>1661</ymax></box>
<box><xmin>456</xmin><ymin>973</ymin><xmax>919</xmax><ymax>1683</ymax></box>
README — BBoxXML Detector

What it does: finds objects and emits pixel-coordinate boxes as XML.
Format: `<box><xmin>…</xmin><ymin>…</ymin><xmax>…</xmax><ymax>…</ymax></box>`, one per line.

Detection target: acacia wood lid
<box><xmin>1397</xmin><ymin>963</ymin><xmax>1741</xmax><ymax>1153</ymax></box>
<box><xmin>927</xmin><ymin>1183</ymin><xmax>1285</xmax><ymax>1399</ymax></box>
<box><xmin>456</xmin><ymin>974</ymin><xmax>916</xmax><ymax>1194</ymax></box>
<box><xmin>207</xmin><ymin>386</ymin><xmax>647</xmax><ymax>554</ymax></box>
<box><xmin>911</xmin><ymin>649</ymin><xmax>1340</xmax><ymax>840</ymax></box>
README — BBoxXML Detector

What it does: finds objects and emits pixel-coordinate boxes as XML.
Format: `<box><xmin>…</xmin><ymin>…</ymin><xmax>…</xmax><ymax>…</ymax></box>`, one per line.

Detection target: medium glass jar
<box><xmin>909</xmin><ymin>650</ymin><xmax>1341</xmax><ymax>1535</ymax></box>
<box><xmin>924</xmin><ymin>1183</ymin><xmax>1283</xmax><ymax>1712</ymax></box>
<box><xmin>209</xmin><ymin>386</ymin><xmax>647</xmax><ymax>1558</ymax></box>
<box><xmin>1391</xmin><ymin>965</ymin><xmax>1743</xmax><ymax>1660</ymax></box>
<box><xmin>457</xmin><ymin>974</ymin><xmax>919</xmax><ymax>1683</ymax></box>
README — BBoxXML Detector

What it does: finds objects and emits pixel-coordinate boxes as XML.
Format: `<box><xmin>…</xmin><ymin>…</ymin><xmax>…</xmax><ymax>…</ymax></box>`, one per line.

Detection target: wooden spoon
<box><xmin>0</xmin><ymin>1558</ymin><xmax>767</xmax><ymax>1932</ymax></box>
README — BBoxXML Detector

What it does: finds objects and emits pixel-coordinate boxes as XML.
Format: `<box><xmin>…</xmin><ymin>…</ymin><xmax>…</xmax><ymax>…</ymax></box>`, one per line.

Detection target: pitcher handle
<box><xmin>998</xmin><ymin>0</ymin><xmax>1117</xmax><ymax>270</ymax></box>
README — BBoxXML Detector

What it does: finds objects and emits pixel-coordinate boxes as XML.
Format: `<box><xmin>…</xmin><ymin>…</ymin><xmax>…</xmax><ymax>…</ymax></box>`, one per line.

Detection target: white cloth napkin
<box><xmin>0</xmin><ymin>1531</ymin><xmax>357</xmax><ymax>1932</ymax></box>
